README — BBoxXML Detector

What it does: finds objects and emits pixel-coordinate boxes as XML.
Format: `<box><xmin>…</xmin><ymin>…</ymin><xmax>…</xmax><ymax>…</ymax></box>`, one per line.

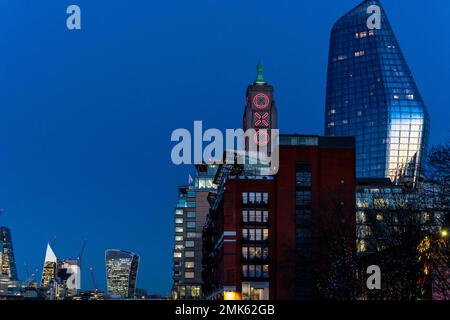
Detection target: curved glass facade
<box><xmin>105</xmin><ymin>249</ymin><xmax>139</xmax><ymax>299</ymax></box>
<box><xmin>325</xmin><ymin>0</ymin><xmax>429</xmax><ymax>186</ymax></box>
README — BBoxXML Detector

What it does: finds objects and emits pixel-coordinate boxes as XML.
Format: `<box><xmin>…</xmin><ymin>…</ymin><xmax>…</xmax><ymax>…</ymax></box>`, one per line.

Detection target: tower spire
<box><xmin>254</xmin><ymin>63</ymin><xmax>266</xmax><ymax>85</ymax></box>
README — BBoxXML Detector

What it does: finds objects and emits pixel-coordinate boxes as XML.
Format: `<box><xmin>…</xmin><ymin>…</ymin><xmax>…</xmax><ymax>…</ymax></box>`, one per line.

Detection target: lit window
<box><xmin>175</xmin><ymin>218</ymin><xmax>183</xmax><ymax>224</ymax></box>
<box><xmin>354</xmin><ymin>50</ymin><xmax>365</xmax><ymax>57</ymax></box>
<box><xmin>357</xmin><ymin>240</ymin><xmax>366</xmax><ymax>253</ymax></box>
<box><xmin>356</xmin><ymin>211</ymin><xmax>366</xmax><ymax>223</ymax></box>
<box><xmin>186</xmin><ymin>211</ymin><xmax>196</xmax><ymax>218</ymax></box>
<box><xmin>185</xmin><ymin>241</ymin><xmax>194</xmax><ymax>248</ymax></box>
<box><xmin>187</xmin><ymin>222</ymin><xmax>196</xmax><ymax>229</ymax></box>
<box><xmin>185</xmin><ymin>272</ymin><xmax>194</xmax><ymax>279</ymax></box>
<box><xmin>376</xmin><ymin>213</ymin><xmax>383</xmax><ymax>221</ymax></box>
<box><xmin>185</xmin><ymin>261</ymin><xmax>194</xmax><ymax>269</ymax></box>
<box><xmin>175</xmin><ymin>227</ymin><xmax>183</xmax><ymax>233</ymax></box>
<box><xmin>186</xmin><ymin>232</ymin><xmax>197</xmax><ymax>238</ymax></box>
<box><xmin>175</xmin><ymin>209</ymin><xmax>183</xmax><ymax>215</ymax></box>
<box><xmin>185</xmin><ymin>251</ymin><xmax>194</xmax><ymax>258</ymax></box>
<box><xmin>173</xmin><ymin>252</ymin><xmax>182</xmax><ymax>258</ymax></box>
<box><xmin>175</xmin><ymin>235</ymin><xmax>183</xmax><ymax>242</ymax></box>
<box><xmin>406</xmin><ymin>94</ymin><xmax>414</xmax><ymax>100</ymax></box>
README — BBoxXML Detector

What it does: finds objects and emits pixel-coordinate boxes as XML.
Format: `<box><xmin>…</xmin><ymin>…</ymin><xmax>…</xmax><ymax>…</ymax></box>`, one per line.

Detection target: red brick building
<box><xmin>202</xmin><ymin>134</ymin><xmax>356</xmax><ymax>300</ymax></box>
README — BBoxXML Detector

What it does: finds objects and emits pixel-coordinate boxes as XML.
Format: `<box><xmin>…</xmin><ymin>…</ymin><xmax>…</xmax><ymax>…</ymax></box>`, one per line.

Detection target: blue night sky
<box><xmin>0</xmin><ymin>0</ymin><xmax>449</xmax><ymax>295</ymax></box>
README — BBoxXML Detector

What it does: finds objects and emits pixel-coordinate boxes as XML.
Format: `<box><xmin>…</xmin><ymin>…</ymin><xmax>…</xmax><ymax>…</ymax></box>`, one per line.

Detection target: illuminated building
<box><xmin>40</xmin><ymin>243</ymin><xmax>58</xmax><ymax>288</ymax></box>
<box><xmin>172</xmin><ymin>164</ymin><xmax>217</xmax><ymax>300</ymax></box>
<box><xmin>356</xmin><ymin>178</ymin><xmax>445</xmax><ymax>256</ymax></box>
<box><xmin>0</xmin><ymin>227</ymin><xmax>18</xmax><ymax>281</ymax></box>
<box><xmin>202</xmin><ymin>134</ymin><xmax>356</xmax><ymax>300</ymax></box>
<box><xmin>57</xmin><ymin>259</ymin><xmax>81</xmax><ymax>297</ymax></box>
<box><xmin>325</xmin><ymin>0</ymin><xmax>429</xmax><ymax>187</ymax></box>
<box><xmin>105</xmin><ymin>249</ymin><xmax>139</xmax><ymax>299</ymax></box>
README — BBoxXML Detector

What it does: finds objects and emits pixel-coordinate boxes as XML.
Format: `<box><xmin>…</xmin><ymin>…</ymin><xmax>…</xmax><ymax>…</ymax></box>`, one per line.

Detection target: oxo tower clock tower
<box><xmin>243</xmin><ymin>64</ymin><xmax>278</xmax><ymax>151</ymax></box>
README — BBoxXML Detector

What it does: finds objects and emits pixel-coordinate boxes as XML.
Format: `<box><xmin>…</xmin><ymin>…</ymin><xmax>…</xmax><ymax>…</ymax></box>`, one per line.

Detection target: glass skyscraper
<box><xmin>325</xmin><ymin>0</ymin><xmax>429</xmax><ymax>186</ymax></box>
<box><xmin>0</xmin><ymin>227</ymin><xmax>18</xmax><ymax>281</ymax></box>
<box><xmin>105</xmin><ymin>249</ymin><xmax>139</xmax><ymax>299</ymax></box>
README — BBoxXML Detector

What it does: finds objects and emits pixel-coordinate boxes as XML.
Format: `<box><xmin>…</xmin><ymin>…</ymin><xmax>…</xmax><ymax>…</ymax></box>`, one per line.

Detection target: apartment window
<box><xmin>242</xmin><ymin>210</ymin><xmax>269</xmax><ymax>223</ymax></box>
<box><xmin>185</xmin><ymin>251</ymin><xmax>194</xmax><ymax>258</ymax></box>
<box><xmin>357</xmin><ymin>240</ymin><xmax>367</xmax><ymax>253</ymax></box>
<box><xmin>296</xmin><ymin>191</ymin><xmax>311</xmax><ymax>206</ymax></box>
<box><xmin>262</xmin><ymin>193</ymin><xmax>268</xmax><ymax>204</ymax></box>
<box><xmin>296</xmin><ymin>172</ymin><xmax>311</xmax><ymax>187</ymax></box>
<box><xmin>175</xmin><ymin>227</ymin><xmax>183</xmax><ymax>233</ymax></box>
<box><xmin>263</xmin><ymin>265</ymin><xmax>269</xmax><ymax>278</ymax></box>
<box><xmin>356</xmin><ymin>211</ymin><xmax>366</xmax><ymax>223</ymax></box>
<box><xmin>242</xmin><ymin>192</ymin><xmax>248</xmax><ymax>204</ymax></box>
<box><xmin>249</xmin><ymin>265</ymin><xmax>255</xmax><ymax>277</ymax></box>
<box><xmin>242</xmin><ymin>265</ymin><xmax>248</xmax><ymax>277</ymax></box>
<box><xmin>185</xmin><ymin>241</ymin><xmax>195</xmax><ymax>248</ymax></box>
<box><xmin>242</xmin><ymin>192</ymin><xmax>269</xmax><ymax>205</ymax></box>
<box><xmin>242</xmin><ymin>228</ymin><xmax>268</xmax><ymax>241</ymax></box>
<box><xmin>185</xmin><ymin>272</ymin><xmax>194</xmax><ymax>279</ymax></box>
<box><xmin>186</xmin><ymin>232</ymin><xmax>197</xmax><ymax>238</ymax></box>
<box><xmin>175</xmin><ymin>209</ymin><xmax>183</xmax><ymax>216</ymax></box>
<box><xmin>175</xmin><ymin>218</ymin><xmax>183</xmax><ymax>224</ymax></box>
<box><xmin>187</xmin><ymin>191</ymin><xmax>196</xmax><ymax>198</ymax></box>
<box><xmin>187</xmin><ymin>222</ymin><xmax>196</xmax><ymax>229</ymax></box>
<box><xmin>186</xmin><ymin>211</ymin><xmax>196</xmax><ymax>218</ymax></box>
<box><xmin>175</xmin><ymin>235</ymin><xmax>183</xmax><ymax>242</ymax></box>
<box><xmin>185</xmin><ymin>261</ymin><xmax>195</xmax><ymax>269</ymax></box>
<box><xmin>242</xmin><ymin>246</ymin><xmax>269</xmax><ymax>260</ymax></box>
<box><xmin>187</xmin><ymin>202</ymin><xmax>196</xmax><ymax>208</ymax></box>
<box><xmin>173</xmin><ymin>252</ymin><xmax>182</xmax><ymax>258</ymax></box>
<box><xmin>242</xmin><ymin>265</ymin><xmax>268</xmax><ymax>278</ymax></box>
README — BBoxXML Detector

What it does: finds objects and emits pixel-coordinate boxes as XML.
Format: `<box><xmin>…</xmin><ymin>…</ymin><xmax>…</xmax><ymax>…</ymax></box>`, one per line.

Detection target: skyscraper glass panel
<box><xmin>325</xmin><ymin>0</ymin><xmax>429</xmax><ymax>186</ymax></box>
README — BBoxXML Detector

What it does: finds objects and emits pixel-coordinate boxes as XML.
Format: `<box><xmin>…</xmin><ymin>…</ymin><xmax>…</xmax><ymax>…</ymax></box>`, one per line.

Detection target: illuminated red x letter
<box><xmin>254</xmin><ymin>112</ymin><xmax>269</xmax><ymax>127</ymax></box>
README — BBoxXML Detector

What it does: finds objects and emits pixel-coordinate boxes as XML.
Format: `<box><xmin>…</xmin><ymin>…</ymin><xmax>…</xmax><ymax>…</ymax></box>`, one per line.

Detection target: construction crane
<box><xmin>89</xmin><ymin>265</ymin><xmax>98</xmax><ymax>292</ymax></box>
<box><xmin>77</xmin><ymin>239</ymin><xmax>87</xmax><ymax>270</ymax></box>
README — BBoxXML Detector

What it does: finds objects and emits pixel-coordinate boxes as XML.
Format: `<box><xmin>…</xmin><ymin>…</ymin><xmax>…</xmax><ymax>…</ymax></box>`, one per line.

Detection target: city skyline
<box><xmin>0</xmin><ymin>0</ymin><xmax>449</xmax><ymax>295</ymax></box>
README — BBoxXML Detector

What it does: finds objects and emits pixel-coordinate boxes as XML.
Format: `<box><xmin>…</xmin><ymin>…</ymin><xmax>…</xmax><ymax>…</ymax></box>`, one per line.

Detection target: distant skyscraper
<box><xmin>41</xmin><ymin>243</ymin><xmax>58</xmax><ymax>288</ymax></box>
<box><xmin>105</xmin><ymin>249</ymin><xmax>139</xmax><ymax>299</ymax></box>
<box><xmin>0</xmin><ymin>227</ymin><xmax>18</xmax><ymax>281</ymax></box>
<box><xmin>325</xmin><ymin>0</ymin><xmax>429</xmax><ymax>186</ymax></box>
